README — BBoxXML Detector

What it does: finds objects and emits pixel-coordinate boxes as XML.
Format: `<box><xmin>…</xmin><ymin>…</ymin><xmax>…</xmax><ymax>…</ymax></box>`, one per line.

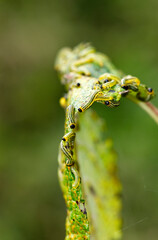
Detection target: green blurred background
<box><xmin>0</xmin><ymin>0</ymin><xmax>158</xmax><ymax>239</ymax></box>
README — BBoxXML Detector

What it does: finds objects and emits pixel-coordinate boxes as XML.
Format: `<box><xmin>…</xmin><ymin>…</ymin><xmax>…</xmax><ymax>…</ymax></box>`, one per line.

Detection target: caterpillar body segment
<box><xmin>101</xmin><ymin>79</ymin><xmax>118</xmax><ymax>90</ymax></box>
<box><xmin>71</xmin><ymin>53</ymin><xmax>105</xmax><ymax>75</ymax></box>
<box><xmin>62</xmin><ymin>132</ymin><xmax>76</xmax><ymax>142</ymax></box>
<box><xmin>78</xmin><ymin>90</ymin><xmax>102</xmax><ymax>113</ymax></box>
<box><xmin>121</xmin><ymin>75</ymin><xmax>140</xmax><ymax>91</ymax></box>
<box><xmin>66</xmin><ymin>105</ymin><xmax>76</xmax><ymax>129</ymax></box>
<box><xmin>95</xmin><ymin>94</ymin><xmax>113</xmax><ymax>102</ymax></box>
<box><xmin>105</xmin><ymin>100</ymin><xmax>120</xmax><ymax>108</ymax></box>
<box><xmin>60</xmin><ymin>140</ymin><xmax>74</xmax><ymax>166</ymax></box>
<box><xmin>97</xmin><ymin>99</ymin><xmax>121</xmax><ymax>108</ymax></box>
<box><xmin>136</xmin><ymin>85</ymin><xmax>155</xmax><ymax>102</ymax></box>
<box><xmin>97</xmin><ymin>73</ymin><xmax>120</xmax><ymax>91</ymax></box>
<box><xmin>77</xmin><ymin>44</ymin><xmax>95</xmax><ymax>57</ymax></box>
<box><xmin>61</xmin><ymin>131</ymin><xmax>76</xmax><ymax>165</ymax></box>
<box><xmin>99</xmin><ymin>73</ymin><xmax>120</xmax><ymax>82</ymax></box>
<box><xmin>60</xmin><ymin>133</ymin><xmax>80</xmax><ymax>187</ymax></box>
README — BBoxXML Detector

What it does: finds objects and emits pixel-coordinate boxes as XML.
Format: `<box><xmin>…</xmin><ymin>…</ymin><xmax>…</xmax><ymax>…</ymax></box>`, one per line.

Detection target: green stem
<box><xmin>128</xmin><ymin>95</ymin><xmax>158</xmax><ymax>124</ymax></box>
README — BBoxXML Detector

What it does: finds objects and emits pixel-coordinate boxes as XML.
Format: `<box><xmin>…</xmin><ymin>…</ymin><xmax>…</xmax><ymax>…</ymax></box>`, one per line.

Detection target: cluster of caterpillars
<box><xmin>60</xmin><ymin>71</ymin><xmax>154</xmax><ymax>188</ymax></box>
<box><xmin>55</xmin><ymin>44</ymin><xmax>155</xmax><ymax>240</ymax></box>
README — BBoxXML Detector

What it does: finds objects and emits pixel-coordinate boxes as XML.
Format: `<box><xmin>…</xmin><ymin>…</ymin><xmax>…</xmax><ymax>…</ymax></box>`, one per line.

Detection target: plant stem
<box><xmin>128</xmin><ymin>95</ymin><xmax>158</xmax><ymax>124</ymax></box>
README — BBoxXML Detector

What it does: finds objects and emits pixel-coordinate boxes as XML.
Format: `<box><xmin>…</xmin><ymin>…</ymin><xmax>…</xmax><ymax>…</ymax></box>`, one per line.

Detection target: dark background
<box><xmin>0</xmin><ymin>0</ymin><xmax>158</xmax><ymax>239</ymax></box>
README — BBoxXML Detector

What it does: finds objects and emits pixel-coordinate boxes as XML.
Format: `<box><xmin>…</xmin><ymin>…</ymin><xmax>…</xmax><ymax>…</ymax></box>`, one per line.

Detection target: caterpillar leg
<box><xmin>99</xmin><ymin>73</ymin><xmax>120</xmax><ymax>90</ymax></box>
<box><xmin>121</xmin><ymin>75</ymin><xmax>140</xmax><ymax>91</ymax></box>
